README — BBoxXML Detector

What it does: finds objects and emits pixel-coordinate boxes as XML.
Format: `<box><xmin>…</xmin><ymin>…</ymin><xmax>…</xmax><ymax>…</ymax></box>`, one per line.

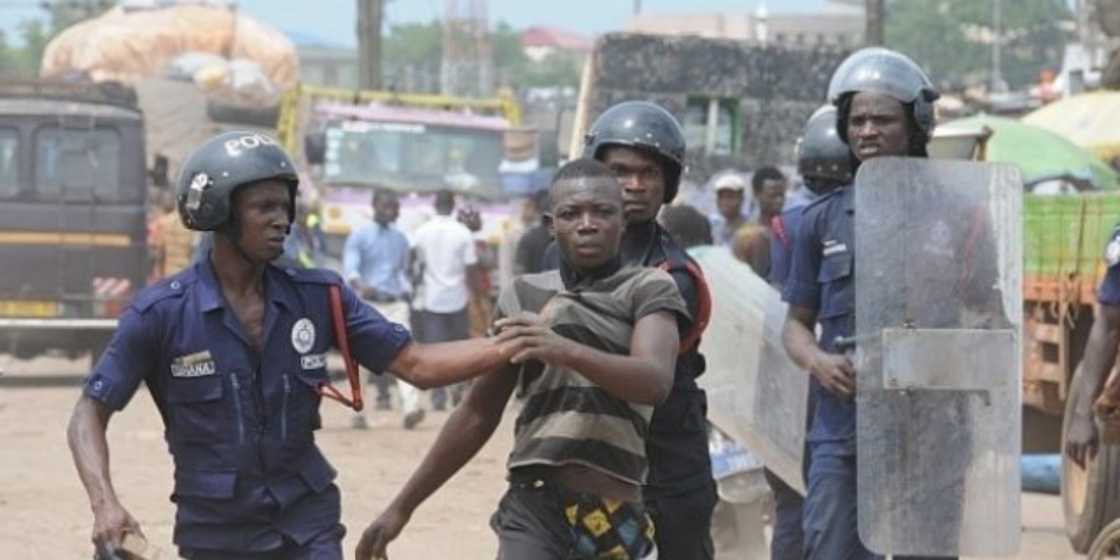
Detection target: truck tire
<box><xmin>1089</xmin><ymin>518</ymin><xmax>1120</xmax><ymax>559</ymax></box>
<box><xmin>1063</xmin><ymin>365</ymin><xmax>1120</xmax><ymax>552</ymax></box>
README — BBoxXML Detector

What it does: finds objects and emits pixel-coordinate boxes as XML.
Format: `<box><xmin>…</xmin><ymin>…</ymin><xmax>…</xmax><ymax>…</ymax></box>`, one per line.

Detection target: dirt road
<box><xmin>0</xmin><ymin>356</ymin><xmax>1085</xmax><ymax>559</ymax></box>
<box><xmin>1</xmin><ymin>358</ymin><xmax>508</xmax><ymax>559</ymax></box>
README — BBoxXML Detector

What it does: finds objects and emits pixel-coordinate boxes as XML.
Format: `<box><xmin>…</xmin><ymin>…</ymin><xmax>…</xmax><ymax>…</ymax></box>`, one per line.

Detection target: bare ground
<box><xmin>0</xmin><ymin>356</ymin><xmax>1084</xmax><ymax>559</ymax></box>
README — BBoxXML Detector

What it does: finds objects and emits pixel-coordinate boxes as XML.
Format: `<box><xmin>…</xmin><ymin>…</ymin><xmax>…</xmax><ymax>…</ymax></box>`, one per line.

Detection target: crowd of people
<box><xmin>70</xmin><ymin>44</ymin><xmax>1038</xmax><ymax>560</ymax></box>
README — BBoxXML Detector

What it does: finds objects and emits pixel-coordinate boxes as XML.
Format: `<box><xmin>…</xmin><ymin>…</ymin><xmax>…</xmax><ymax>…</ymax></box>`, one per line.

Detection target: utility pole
<box><xmin>865</xmin><ymin>0</ymin><xmax>884</xmax><ymax>45</ymax></box>
<box><xmin>633</xmin><ymin>0</ymin><xmax>642</xmax><ymax>15</ymax></box>
<box><xmin>357</xmin><ymin>0</ymin><xmax>383</xmax><ymax>90</ymax></box>
<box><xmin>991</xmin><ymin>0</ymin><xmax>1005</xmax><ymax>91</ymax></box>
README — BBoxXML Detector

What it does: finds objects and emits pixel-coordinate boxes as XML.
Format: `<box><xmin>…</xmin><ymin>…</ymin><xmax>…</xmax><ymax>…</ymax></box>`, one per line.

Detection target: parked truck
<box><xmin>274</xmin><ymin>83</ymin><xmax>543</xmax><ymax>263</ymax></box>
<box><xmin>0</xmin><ymin>81</ymin><xmax>149</xmax><ymax>361</ymax></box>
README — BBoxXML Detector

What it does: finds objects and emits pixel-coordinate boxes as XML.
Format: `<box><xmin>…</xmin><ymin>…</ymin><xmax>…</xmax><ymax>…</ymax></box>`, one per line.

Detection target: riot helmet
<box><xmin>828</xmin><ymin>47</ymin><xmax>940</xmax><ymax>146</ymax></box>
<box><xmin>583</xmin><ymin>101</ymin><xmax>686</xmax><ymax>203</ymax></box>
<box><xmin>797</xmin><ymin>105</ymin><xmax>853</xmax><ymax>186</ymax></box>
<box><xmin>176</xmin><ymin>131</ymin><xmax>299</xmax><ymax>231</ymax></box>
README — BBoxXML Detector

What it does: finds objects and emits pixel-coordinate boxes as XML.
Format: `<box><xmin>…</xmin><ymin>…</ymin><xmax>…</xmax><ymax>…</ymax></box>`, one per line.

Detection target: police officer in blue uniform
<box><xmin>582</xmin><ymin>101</ymin><xmax>717</xmax><ymax>559</ymax></box>
<box><xmin>769</xmin><ymin>105</ymin><xmax>853</xmax><ymax>289</ymax></box>
<box><xmin>67</xmin><ymin>131</ymin><xmax>520</xmax><ymax>560</ymax></box>
<box><xmin>765</xmin><ymin>104</ymin><xmax>853</xmax><ymax>560</ymax></box>
<box><xmin>780</xmin><ymin>48</ymin><xmax>941</xmax><ymax>560</ymax></box>
<box><xmin>1067</xmin><ymin>228</ymin><xmax>1120</xmax><ymax>470</ymax></box>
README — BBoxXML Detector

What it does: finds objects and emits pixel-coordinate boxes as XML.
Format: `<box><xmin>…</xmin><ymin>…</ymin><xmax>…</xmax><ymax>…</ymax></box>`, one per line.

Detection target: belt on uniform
<box><xmin>366</xmin><ymin>294</ymin><xmax>406</xmax><ymax>304</ymax></box>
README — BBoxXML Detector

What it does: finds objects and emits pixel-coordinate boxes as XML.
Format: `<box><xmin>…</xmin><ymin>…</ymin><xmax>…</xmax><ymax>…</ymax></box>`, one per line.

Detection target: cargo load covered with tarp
<box><xmin>40</xmin><ymin>4</ymin><xmax>298</xmax><ymax>91</ymax></box>
<box><xmin>134</xmin><ymin>78</ymin><xmax>276</xmax><ymax>184</ymax></box>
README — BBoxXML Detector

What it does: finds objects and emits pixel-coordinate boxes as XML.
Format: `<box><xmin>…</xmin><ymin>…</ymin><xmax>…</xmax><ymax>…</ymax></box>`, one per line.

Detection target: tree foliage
<box><xmin>884</xmin><ymin>0</ymin><xmax>1072</xmax><ymax>89</ymax></box>
<box><xmin>0</xmin><ymin>1</ymin><xmax>115</xmax><ymax>79</ymax></box>
<box><xmin>380</xmin><ymin>18</ymin><xmax>583</xmax><ymax>93</ymax></box>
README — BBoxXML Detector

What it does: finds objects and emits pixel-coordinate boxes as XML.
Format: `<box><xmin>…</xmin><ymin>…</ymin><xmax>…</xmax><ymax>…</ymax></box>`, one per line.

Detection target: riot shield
<box><xmin>691</xmin><ymin>246</ymin><xmax>809</xmax><ymax>494</ymax></box>
<box><xmin>853</xmin><ymin>157</ymin><xmax>1022</xmax><ymax>556</ymax></box>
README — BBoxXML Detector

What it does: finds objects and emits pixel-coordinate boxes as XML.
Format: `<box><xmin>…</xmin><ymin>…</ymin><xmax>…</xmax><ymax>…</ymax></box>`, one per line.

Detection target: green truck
<box><xmin>1024</xmin><ymin>191</ymin><xmax>1120</xmax><ymax>552</ymax></box>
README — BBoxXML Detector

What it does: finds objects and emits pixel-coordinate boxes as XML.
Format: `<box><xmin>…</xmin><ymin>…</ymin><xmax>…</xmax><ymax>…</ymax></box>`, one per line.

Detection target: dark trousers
<box><xmin>803</xmin><ymin>444</ymin><xmax>955</xmax><ymax>560</ymax></box>
<box><xmin>179</xmin><ymin>524</ymin><xmax>344</xmax><ymax>560</ymax></box>
<box><xmin>765</xmin><ymin>468</ymin><xmax>805</xmax><ymax>560</ymax></box>
<box><xmin>414</xmin><ymin>308</ymin><xmax>470</xmax><ymax>408</ymax></box>
<box><xmin>803</xmin><ymin>447</ymin><xmax>875</xmax><ymax>560</ymax></box>
<box><xmin>644</xmin><ymin>481</ymin><xmax>717</xmax><ymax>560</ymax></box>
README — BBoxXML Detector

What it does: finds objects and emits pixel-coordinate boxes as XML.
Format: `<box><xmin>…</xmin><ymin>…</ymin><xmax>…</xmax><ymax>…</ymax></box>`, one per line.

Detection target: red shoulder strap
<box><xmin>318</xmin><ymin>285</ymin><xmax>364</xmax><ymax>412</ymax></box>
<box><xmin>771</xmin><ymin>215</ymin><xmax>791</xmax><ymax>249</ymax></box>
<box><xmin>659</xmin><ymin>260</ymin><xmax>712</xmax><ymax>354</ymax></box>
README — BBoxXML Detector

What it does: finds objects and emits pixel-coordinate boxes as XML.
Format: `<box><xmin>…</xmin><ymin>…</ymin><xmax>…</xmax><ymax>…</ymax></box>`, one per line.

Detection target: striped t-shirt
<box><xmin>499</xmin><ymin>265</ymin><xmax>689</xmax><ymax>486</ymax></box>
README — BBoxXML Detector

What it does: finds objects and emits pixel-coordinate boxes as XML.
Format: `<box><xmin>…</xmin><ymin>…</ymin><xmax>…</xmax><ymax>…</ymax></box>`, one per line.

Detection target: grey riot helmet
<box><xmin>797</xmin><ymin>105</ymin><xmax>853</xmax><ymax>186</ymax></box>
<box><xmin>828</xmin><ymin>47</ymin><xmax>940</xmax><ymax>146</ymax></box>
<box><xmin>176</xmin><ymin>131</ymin><xmax>299</xmax><ymax>231</ymax></box>
<box><xmin>583</xmin><ymin>101</ymin><xmax>686</xmax><ymax>203</ymax></box>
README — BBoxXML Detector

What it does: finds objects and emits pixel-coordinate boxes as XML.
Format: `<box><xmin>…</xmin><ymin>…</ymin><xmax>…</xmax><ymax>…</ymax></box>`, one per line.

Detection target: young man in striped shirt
<box><xmin>355</xmin><ymin>158</ymin><xmax>687</xmax><ymax>560</ymax></box>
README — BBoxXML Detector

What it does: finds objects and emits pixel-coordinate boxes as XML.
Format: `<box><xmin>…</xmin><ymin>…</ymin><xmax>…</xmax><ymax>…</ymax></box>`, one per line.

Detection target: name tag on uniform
<box><xmin>301</xmin><ymin>353</ymin><xmax>327</xmax><ymax>370</ymax></box>
<box><xmin>170</xmin><ymin>350</ymin><xmax>217</xmax><ymax>378</ymax></box>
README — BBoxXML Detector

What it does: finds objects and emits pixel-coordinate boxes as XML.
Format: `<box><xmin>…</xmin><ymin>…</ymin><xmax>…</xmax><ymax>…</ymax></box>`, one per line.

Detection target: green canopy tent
<box><xmin>936</xmin><ymin>113</ymin><xmax>1119</xmax><ymax>191</ymax></box>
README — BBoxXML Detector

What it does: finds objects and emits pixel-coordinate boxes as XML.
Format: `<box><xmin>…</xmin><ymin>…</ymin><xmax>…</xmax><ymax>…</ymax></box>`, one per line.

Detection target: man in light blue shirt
<box><xmin>344</xmin><ymin>189</ymin><xmax>424</xmax><ymax>429</ymax></box>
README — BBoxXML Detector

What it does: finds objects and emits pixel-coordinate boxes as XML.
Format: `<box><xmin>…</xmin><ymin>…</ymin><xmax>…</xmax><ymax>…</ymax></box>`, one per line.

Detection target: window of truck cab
<box><xmin>321</xmin><ymin>120</ymin><xmax>503</xmax><ymax>189</ymax></box>
<box><xmin>33</xmin><ymin>126</ymin><xmax>125</xmax><ymax>202</ymax></box>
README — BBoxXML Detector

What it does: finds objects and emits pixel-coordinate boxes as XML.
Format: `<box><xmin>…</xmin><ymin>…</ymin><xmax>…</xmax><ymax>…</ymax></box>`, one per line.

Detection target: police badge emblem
<box><xmin>291</xmin><ymin>318</ymin><xmax>315</xmax><ymax>354</ymax></box>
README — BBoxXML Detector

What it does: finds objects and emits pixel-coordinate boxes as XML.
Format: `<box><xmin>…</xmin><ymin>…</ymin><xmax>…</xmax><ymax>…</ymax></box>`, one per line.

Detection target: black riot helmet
<box><xmin>797</xmin><ymin>105</ymin><xmax>853</xmax><ymax>187</ymax></box>
<box><xmin>583</xmin><ymin>101</ymin><xmax>686</xmax><ymax>203</ymax></box>
<box><xmin>176</xmin><ymin>131</ymin><xmax>299</xmax><ymax>231</ymax></box>
<box><xmin>828</xmin><ymin>47</ymin><xmax>940</xmax><ymax>147</ymax></box>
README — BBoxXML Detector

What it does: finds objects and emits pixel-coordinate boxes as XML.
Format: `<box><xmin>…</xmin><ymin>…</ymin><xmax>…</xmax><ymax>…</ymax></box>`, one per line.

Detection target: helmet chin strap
<box><xmin>218</xmin><ymin>219</ymin><xmax>257</xmax><ymax>268</ymax></box>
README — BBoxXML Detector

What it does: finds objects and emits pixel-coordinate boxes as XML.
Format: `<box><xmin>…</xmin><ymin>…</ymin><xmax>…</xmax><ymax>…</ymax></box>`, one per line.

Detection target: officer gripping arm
<box><xmin>67</xmin><ymin>132</ymin><xmax>526</xmax><ymax>559</ymax></box>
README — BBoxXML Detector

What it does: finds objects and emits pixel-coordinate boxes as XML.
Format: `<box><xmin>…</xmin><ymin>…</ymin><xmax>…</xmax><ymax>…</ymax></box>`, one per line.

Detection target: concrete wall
<box><xmin>586</xmin><ymin>33</ymin><xmax>850</xmax><ymax>181</ymax></box>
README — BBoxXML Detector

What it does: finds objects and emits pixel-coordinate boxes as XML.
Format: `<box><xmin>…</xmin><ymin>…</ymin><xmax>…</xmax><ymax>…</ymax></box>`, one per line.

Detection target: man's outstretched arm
<box><xmin>387</xmin><ymin>338</ymin><xmax>513</xmax><ymax>389</ymax></box>
<box><xmin>493</xmin><ymin>311</ymin><xmax>678</xmax><ymax>405</ymax></box>
<box><xmin>355</xmin><ymin>366</ymin><xmax>518</xmax><ymax>560</ymax></box>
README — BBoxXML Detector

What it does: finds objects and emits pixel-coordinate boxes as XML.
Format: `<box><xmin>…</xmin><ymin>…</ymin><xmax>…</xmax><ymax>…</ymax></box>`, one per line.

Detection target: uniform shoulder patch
<box><xmin>284</xmin><ymin>266</ymin><xmax>343</xmax><ymax>286</ymax></box>
<box><xmin>131</xmin><ymin>274</ymin><xmax>191</xmax><ymax>312</ymax></box>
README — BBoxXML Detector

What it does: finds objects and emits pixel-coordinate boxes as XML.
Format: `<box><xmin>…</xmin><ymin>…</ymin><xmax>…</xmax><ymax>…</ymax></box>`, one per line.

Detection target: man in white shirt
<box><xmin>411</xmin><ymin>190</ymin><xmax>484</xmax><ymax>410</ymax></box>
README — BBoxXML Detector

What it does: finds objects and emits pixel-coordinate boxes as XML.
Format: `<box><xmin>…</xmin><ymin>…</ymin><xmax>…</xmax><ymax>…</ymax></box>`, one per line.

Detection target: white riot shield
<box><xmin>691</xmin><ymin>246</ymin><xmax>809</xmax><ymax>494</ymax></box>
<box><xmin>853</xmin><ymin>157</ymin><xmax>1022</xmax><ymax>556</ymax></box>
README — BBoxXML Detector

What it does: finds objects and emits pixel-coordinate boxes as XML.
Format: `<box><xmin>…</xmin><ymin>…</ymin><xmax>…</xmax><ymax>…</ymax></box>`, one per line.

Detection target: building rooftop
<box><xmin>520</xmin><ymin>26</ymin><xmax>593</xmax><ymax>52</ymax></box>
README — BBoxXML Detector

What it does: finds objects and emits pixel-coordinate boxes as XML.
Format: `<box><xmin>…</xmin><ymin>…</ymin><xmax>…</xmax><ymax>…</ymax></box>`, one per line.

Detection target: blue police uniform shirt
<box><xmin>768</xmin><ymin>203</ymin><xmax>811</xmax><ymax>288</ymax></box>
<box><xmin>84</xmin><ymin>258</ymin><xmax>411</xmax><ymax>551</ymax></box>
<box><xmin>343</xmin><ymin>221</ymin><xmax>411</xmax><ymax>299</ymax></box>
<box><xmin>1101</xmin><ymin>226</ymin><xmax>1120</xmax><ymax>305</ymax></box>
<box><xmin>781</xmin><ymin>186</ymin><xmax>856</xmax><ymax>451</ymax></box>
